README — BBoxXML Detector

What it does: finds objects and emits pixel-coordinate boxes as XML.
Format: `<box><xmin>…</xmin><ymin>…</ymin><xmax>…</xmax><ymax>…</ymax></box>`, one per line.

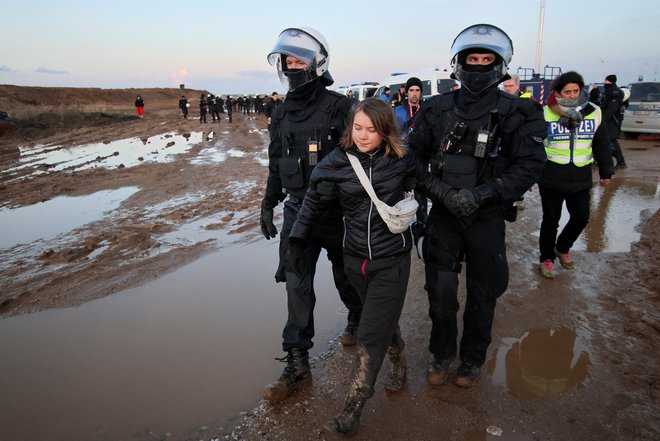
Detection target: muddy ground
<box><xmin>0</xmin><ymin>88</ymin><xmax>659</xmax><ymax>441</ymax></box>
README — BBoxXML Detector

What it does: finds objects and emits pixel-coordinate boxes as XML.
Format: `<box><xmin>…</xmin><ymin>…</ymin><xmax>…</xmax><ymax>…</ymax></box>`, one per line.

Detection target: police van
<box><xmin>336</xmin><ymin>82</ymin><xmax>380</xmax><ymax>101</ymax></box>
<box><xmin>373</xmin><ymin>68</ymin><xmax>457</xmax><ymax>101</ymax></box>
<box><xmin>621</xmin><ymin>81</ymin><xmax>660</xmax><ymax>135</ymax></box>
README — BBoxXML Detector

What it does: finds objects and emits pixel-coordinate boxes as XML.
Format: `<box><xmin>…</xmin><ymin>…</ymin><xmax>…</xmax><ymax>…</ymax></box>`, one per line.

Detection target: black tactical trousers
<box><xmin>423</xmin><ymin>209</ymin><xmax>509</xmax><ymax>368</ymax></box>
<box><xmin>343</xmin><ymin>252</ymin><xmax>409</xmax><ymax>397</ymax></box>
<box><xmin>278</xmin><ymin>199</ymin><xmax>362</xmax><ymax>352</ymax></box>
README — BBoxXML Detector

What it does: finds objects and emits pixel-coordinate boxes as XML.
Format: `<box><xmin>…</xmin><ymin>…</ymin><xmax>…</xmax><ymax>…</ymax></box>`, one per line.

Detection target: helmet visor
<box><xmin>267</xmin><ymin>28</ymin><xmax>324</xmax><ymax>68</ymax></box>
<box><xmin>450</xmin><ymin>24</ymin><xmax>513</xmax><ymax>65</ymax></box>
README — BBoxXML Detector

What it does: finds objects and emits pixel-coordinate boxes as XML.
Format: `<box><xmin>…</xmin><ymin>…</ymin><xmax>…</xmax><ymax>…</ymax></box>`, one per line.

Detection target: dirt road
<box><xmin>0</xmin><ymin>91</ymin><xmax>659</xmax><ymax>440</ymax></box>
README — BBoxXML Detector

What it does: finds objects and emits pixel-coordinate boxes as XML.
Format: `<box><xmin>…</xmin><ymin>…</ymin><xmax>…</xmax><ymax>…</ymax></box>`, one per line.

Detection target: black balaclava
<box><xmin>453</xmin><ymin>51</ymin><xmax>509</xmax><ymax>118</ymax></box>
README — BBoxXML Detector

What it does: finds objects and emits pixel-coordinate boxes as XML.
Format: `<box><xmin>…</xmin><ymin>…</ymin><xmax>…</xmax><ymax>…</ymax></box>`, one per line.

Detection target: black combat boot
<box><xmin>323</xmin><ymin>396</ymin><xmax>366</xmax><ymax>437</ymax></box>
<box><xmin>262</xmin><ymin>348</ymin><xmax>311</xmax><ymax>403</ymax></box>
<box><xmin>384</xmin><ymin>331</ymin><xmax>406</xmax><ymax>394</ymax></box>
<box><xmin>339</xmin><ymin>311</ymin><xmax>360</xmax><ymax>346</ymax></box>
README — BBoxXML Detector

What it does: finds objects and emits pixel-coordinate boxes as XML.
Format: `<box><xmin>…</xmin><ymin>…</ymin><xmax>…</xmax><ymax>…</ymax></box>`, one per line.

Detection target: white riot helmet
<box><xmin>450</xmin><ymin>24</ymin><xmax>513</xmax><ymax>93</ymax></box>
<box><xmin>267</xmin><ymin>27</ymin><xmax>333</xmax><ymax>92</ymax></box>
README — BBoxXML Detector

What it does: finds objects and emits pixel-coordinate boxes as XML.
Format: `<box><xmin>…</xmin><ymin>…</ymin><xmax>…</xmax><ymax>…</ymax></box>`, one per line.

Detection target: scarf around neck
<box><xmin>547</xmin><ymin>90</ymin><xmax>595</xmax><ymax>129</ymax></box>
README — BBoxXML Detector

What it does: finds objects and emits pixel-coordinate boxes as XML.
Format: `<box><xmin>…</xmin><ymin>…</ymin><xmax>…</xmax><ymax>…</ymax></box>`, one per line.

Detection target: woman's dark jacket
<box><xmin>290</xmin><ymin>145</ymin><xmax>452</xmax><ymax>260</ymax></box>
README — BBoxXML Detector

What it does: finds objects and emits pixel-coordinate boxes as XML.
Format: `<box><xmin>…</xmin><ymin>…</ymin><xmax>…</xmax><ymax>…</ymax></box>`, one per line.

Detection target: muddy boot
<box><xmin>384</xmin><ymin>331</ymin><xmax>406</xmax><ymax>394</ymax></box>
<box><xmin>323</xmin><ymin>397</ymin><xmax>367</xmax><ymax>437</ymax></box>
<box><xmin>324</xmin><ymin>345</ymin><xmax>377</xmax><ymax>436</ymax></box>
<box><xmin>340</xmin><ymin>311</ymin><xmax>360</xmax><ymax>346</ymax></box>
<box><xmin>262</xmin><ymin>348</ymin><xmax>311</xmax><ymax>403</ymax></box>
<box><xmin>427</xmin><ymin>354</ymin><xmax>455</xmax><ymax>386</ymax></box>
<box><xmin>454</xmin><ymin>361</ymin><xmax>482</xmax><ymax>388</ymax></box>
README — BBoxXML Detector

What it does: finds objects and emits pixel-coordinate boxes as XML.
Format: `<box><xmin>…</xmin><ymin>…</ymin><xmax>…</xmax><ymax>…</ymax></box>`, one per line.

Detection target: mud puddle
<box><xmin>0</xmin><ymin>186</ymin><xmax>140</xmax><ymax>249</ymax></box>
<box><xmin>0</xmin><ymin>239</ymin><xmax>348</xmax><ymax>441</ymax></box>
<box><xmin>578</xmin><ymin>177</ymin><xmax>660</xmax><ymax>252</ymax></box>
<box><xmin>3</xmin><ymin>131</ymin><xmax>204</xmax><ymax>180</ymax></box>
<box><xmin>487</xmin><ymin>326</ymin><xmax>591</xmax><ymax>400</ymax></box>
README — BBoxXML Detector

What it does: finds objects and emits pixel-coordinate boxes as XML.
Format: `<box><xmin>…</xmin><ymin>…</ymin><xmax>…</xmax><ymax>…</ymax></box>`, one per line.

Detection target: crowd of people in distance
<box><xmin>176</xmin><ymin>93</ymin><xmax>283</xmax><ymax>123</ymax></box>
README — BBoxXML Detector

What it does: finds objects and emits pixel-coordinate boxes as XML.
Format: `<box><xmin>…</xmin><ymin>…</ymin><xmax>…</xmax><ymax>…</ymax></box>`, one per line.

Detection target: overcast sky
<box><xmin>1</xmin><ymin>0</ymin><xmax>659</xmax><ymax>94</ymax></box>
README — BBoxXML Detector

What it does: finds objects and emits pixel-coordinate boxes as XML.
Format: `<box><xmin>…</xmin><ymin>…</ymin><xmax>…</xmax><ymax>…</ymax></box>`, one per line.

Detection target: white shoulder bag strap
<box><xmin>347</xmin><ymin>151</ymin><xmax>418</xmax><ymax>234</ymax></box>
<box><xmin>347</xmin><ymin>152</ymin><xmax>382</xmax><ymax>205</ymax></box>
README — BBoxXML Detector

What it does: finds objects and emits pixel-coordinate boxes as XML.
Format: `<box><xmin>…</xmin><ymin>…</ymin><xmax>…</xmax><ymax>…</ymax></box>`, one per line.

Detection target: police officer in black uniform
<box><xmin>198</xmin><ymin>94</ymin><xmax>207</xmax><ymax>123</ymax></box>
<box><xmin>264</xmin><ymin>92</ymin><xmax>283</xmax><ymax>140</ymax></box>
<box><xmin>178</xmin><ymin>95</ymin><xmax>188</xmax><ymax>119</ymax></box>
<box><xmin>225</xmin><ymin>95</ymin><xmax>233</xmax><ymax>123</ymax></box>
<box><xmin>409</xmin><ymin>24</ymin><xmax>547</xmax><ymax>388</ymax></box>
<box><xmin>260</xmin><ymin>27</ymin><xmax>362</xmax><ymax>403</ymax></box>
<box><xmin>602</xmin><ymin>74</ymin><xmax>627</xmax><ymax>169</ymax></box>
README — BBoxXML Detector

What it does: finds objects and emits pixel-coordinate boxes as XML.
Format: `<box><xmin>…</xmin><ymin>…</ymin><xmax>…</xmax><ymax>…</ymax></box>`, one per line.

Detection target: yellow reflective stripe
<box><xmin>544</xmin><ymin>106</ymin><xmax>559</xmax><ymax>121</ymax></box>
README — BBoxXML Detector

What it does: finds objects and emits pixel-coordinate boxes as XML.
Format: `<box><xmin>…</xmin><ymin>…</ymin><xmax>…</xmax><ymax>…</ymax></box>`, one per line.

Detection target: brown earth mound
<box><xmin>0</xmin><ymin>85</ymin><xmax>210</xmax><ymax>156</ymax></box>
<box><xmin>0</xmin><ymin>84</ymin><xmax>209</xmax><ymax>118</ymax></box>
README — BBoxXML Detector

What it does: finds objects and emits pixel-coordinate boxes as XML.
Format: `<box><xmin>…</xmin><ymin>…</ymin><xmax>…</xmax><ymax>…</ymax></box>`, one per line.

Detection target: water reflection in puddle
<box><xmin>487</xmin><ymin>326</ymin><xmax>591</xmax><ymax>400</ymax></box>
<box><xmin>0</xmin><ymin>187</ymin><xmax>140</xmax><ymax>249</ymax></box>
<box><xmin>0</xmin><ymin>239</ymin><xmax>347</xmax><ymax>441</ymax></box>
<box><xmin>7</xmin><ymin>132</ymin><xmax>203</xmax><ymax>177</ymax></box>
<box><xmin>189</xmin><ymin>137</ymin><xmax>250</xmax><ymax>165</ymax></box>
<box><xmin>579</xmin><ymin>178</ymin><xmax>660</xmax><ymax>252</ymax></box>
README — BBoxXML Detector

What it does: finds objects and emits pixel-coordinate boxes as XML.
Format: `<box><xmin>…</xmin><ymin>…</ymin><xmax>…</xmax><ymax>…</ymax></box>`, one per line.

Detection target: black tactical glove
<box><xmin>286</xmin><ymin>238</ymin><xmax>308</xmax><ymax>278</ymax></box>
<box><xmin>472</xmin><ymin>183</ymin><xmax>498</xmax><ymax>206</ymax></box>
<box><xmin>316</xmin><ymin>180</ymin><xmax>339</xmax><ymax>201</ymax></box>
<box><xmin>456</xmin><ymin>189</ymin><xmax>480</xmax><ymax>215</ymax></box>
<box><xmin>260</xmin><ymin>201</ymin><xmax>278</xmax><ymax>240</ymax></box>
<box><xmin>445</xmin><ymin>189</ymin><xmax>479</xmax><ymax>218</ymax></box>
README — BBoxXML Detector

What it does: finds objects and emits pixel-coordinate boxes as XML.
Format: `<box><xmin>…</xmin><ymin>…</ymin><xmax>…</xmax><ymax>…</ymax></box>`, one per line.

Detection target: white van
<box><xmin>336</xmin><ymin>82</ymin><xmax>380</xmax><ymax>101</ymax></box>
<box><xmin>373</xmin><ymin>68</ymin><xmax>457</xmax><ymax>102</ymax></box>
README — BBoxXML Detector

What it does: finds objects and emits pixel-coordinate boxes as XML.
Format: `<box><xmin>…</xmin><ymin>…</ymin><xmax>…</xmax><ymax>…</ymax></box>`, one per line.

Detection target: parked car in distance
<box><xmin>621</xmin><ymin>82</ymin><xmax>660</xmax><ymax>135</ymax></box>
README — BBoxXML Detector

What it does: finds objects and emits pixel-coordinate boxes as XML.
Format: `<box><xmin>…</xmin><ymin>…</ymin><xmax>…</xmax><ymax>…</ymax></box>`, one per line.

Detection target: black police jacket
<box><xmin>602</xmin><ymin>84</ymin><xmax>624</xmax><ymax>139</ymax></box>
<box><xmin>290</xmin><ymin>145</ymin><xmax>454</xmax><ymax>260</ymax></box>
<box><xmin>264</xmin><ymin>98</ymin><xmax>282</xmax><ymax>119</ymax></box>
<box><xmin>409</xmin><ymin>88</ymin><xmax>547</xmax><ymax>218</ymax></box>
<box><xmin>262</xmin><ymin>80</ymin><xmax>356</xmax><ymax>209</ymax></box>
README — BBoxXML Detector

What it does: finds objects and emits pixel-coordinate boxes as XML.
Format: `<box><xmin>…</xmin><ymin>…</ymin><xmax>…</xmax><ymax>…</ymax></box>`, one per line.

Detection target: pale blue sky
<box><xmin>1</xmin><ymin>0</ymin><xmax>659</xmax><ymax>94</ymax></box>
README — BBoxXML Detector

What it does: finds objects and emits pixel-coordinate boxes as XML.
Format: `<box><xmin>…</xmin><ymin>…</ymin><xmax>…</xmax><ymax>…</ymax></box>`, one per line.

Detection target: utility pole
<box><xmin>535</xmin><ymin>0</ymin><xmax>545</xmax><ymax>74</ymax></box>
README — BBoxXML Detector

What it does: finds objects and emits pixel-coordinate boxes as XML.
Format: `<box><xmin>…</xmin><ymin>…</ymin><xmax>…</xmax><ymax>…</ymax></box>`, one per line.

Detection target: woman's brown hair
<box><xmin>340</xmin><ymin>98</ymin><xmax>407</xmax><ymax>158</ymax></box>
